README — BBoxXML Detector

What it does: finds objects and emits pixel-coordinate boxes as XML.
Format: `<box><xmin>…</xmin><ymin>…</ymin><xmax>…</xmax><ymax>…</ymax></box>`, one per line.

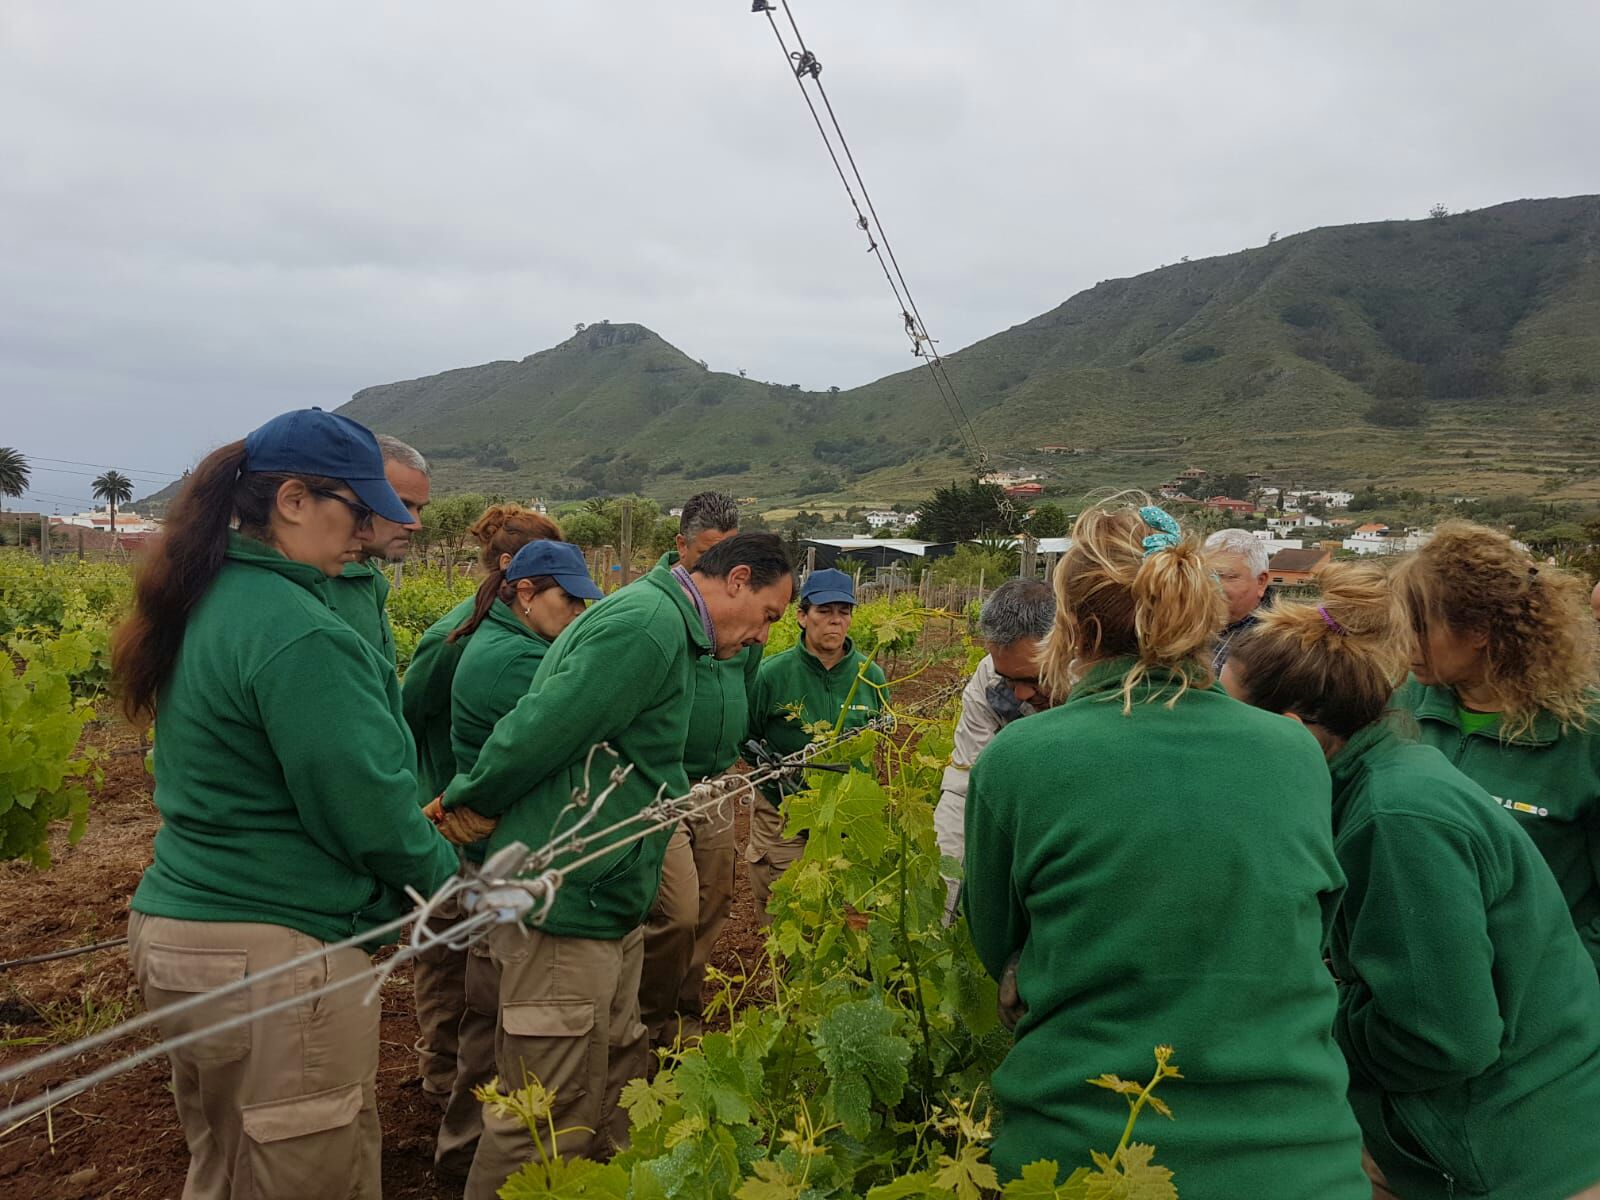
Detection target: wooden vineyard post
<box><xmin>40</xmin><ymin>516</ymin><xmax>50</xmax><ymax>566</ymax></box>
<box><xmin>804</xmin><ymin>545</ymin><xmax>816</xmax><ymax>581</ymax></box>
<box><xmin>1020</xmin><ymin>534</ymin><xmax>1037</xmax><ymax>580</ymax></box>
<box><xmin>78</xmin><ymin>529</ymin><xmax>86</xmax><ymax>560</ymax></box>
<box><xmin>392</xmin><ymin>558</ymin><xmax>404</xmax><ymax>588</ymax></box>
<box><xmin>618</xmin><ymin>500</ymin><xmax>634</xmax><ymax>587</ymax></box>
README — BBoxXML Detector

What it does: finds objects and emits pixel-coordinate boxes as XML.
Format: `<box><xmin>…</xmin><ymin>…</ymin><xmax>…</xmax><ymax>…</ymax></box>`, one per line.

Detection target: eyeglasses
<box><xmin>310</xmin><ymin>488</ymin><xmax>375</xmax><ymax>531</ymax></box>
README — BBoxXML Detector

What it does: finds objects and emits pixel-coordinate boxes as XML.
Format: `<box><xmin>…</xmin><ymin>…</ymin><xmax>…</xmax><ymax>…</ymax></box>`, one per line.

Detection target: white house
<box><xmin>1343</xmin><ymin>525</ymin><xmax>1433</xmax><ymax>556</ymax></box>
<box><xmin>1249</xmin><ymin>533</ymin><xmax>1306</xmax><ymax>555</ymax></box>
<box><xmin>979</xmin><ymin>470</ymin><xmax>1041</xmax><ymax>488</ymax></box>
<box><xmin>51</xmin><ymin>509</ymin><xmax>161</xmax><ymax>533</ymax></box>
<box><xmin>864</xmin><ymin>509</ymin><xmax>909</xmax><ymax>529</ymax></box>
<box><xmin>1286</xmin><ymin>489</ymin><xmax>1355</xmax><ymax>510</ymax></box>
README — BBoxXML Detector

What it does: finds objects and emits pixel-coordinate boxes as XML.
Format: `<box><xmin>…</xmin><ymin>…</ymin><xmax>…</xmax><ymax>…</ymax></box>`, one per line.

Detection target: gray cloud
<box><xmin>3</xmin><ymin>0</ymin><xmax>1597</xmax><ymax>508</ymax></box>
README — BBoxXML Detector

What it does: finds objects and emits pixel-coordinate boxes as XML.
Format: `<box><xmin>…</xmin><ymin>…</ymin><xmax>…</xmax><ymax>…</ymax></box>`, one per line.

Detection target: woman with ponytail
<box><xmin>421</xmin><ymin>540</ymin><xmax>600</xmax><ymax>1176</ymax></box>
<box><xmin>401</xmin><ymin>505</ymin><xmax>565</xmax><ymax>806</ymax></box>
<box><xmin>1225</xmin><ymin>563</ymin><xmax>1600</xmax><ymax>1200</ymax></box>
<box><xmin>112</xmin><ymin>409</ymin><xmax>458</xmax><ymax>1199</ymax></box>
<box><xmin>962</xmin><ymin>495</ymin><xmax>1366</xmax><ymax>1196</ymax></box>
<box><xmin>1389</xmin><ymin>522</ymin><xmax>1600</xmax><ymax>972</ymax></box>
<box><xmin>398</xmin><ymin>504</ymin><xmax>564</xmax><ymax>1166</ymax></box>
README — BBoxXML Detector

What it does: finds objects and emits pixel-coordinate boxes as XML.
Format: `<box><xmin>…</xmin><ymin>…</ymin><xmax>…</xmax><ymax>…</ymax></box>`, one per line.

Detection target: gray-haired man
<box><xmin>324</xmin><ymin>434</ymin><xmax>430</xmax><ymax>670</ymax></box>
<box><xmin>934</xmin><ymin>578</ymin><xmax>1056</xmax><ymax>919</ymax></box>
<box><xmin>1203</xmin><ymin>528</ymin><xmax>1269</xmax><ymax>672</ymax></box>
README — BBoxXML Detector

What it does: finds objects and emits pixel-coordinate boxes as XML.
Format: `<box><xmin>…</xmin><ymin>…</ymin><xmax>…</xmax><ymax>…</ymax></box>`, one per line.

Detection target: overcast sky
<box><xmin>4</xmin><ymin>0</ymin><xmax>1597</xmax><ymax>510</ymax></box>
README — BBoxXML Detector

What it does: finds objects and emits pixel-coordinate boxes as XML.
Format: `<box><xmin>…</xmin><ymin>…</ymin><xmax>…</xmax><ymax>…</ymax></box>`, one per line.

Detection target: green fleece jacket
<box><xmin>747</xmin><ymin>635</ymin><xmax>887</xmax><ymax>806</ymax></box>
<box><xmin>652</xmin><ymin>553</ymin><xmax>759</xmax><ymax>779</ymax></box>
<box><xmin>449</xmin><ymin>600</ymin><xmax>552</xmax><ymax>863</ymax></box>
<box><xmin>964</xmin><ymin>659</ymin><xmax>1365</xmax><ymax>1196</ymax></box>
<box><xmin>401</xmin><ymin>596</ymin><xmax>477</xmax><ymax>804</ymax></box>
<box><xmin>1396</xmin><ymin>678</ymin><xmax>1600</xmax><ymax>972</ymax></box>
<box><xmin>325</xmin><ymin>558</ymin><xmax>397</xmax><ymax>669</ymax></box>
<box><xmin>132</xmin><ymin>534</ymin><xmax>458</xmax><ymax>945</ymax></box>
<box><xmin>442</xmin><ymin>568</ymin><xmax>709</xmax><ymax>938</ymax></box>
<box><xmin>1326</xmin><ymin>722</ymin><xmax>1600</xmax><ymax>1200</ymax></box>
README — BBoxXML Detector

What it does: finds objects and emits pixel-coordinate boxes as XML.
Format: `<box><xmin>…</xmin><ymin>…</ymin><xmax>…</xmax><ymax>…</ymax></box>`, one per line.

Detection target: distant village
<box><xmin>6</xmin><ymin>460</ymin><xmax>1454</xmax><ymax>590</ymax></box>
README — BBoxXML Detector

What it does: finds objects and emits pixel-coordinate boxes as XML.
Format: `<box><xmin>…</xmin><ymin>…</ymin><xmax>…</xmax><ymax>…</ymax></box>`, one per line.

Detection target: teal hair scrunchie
<box><xmin>1138</xmin><ymin>505</ymin><xmax>1182</xmax><ymax>557</ymax></box>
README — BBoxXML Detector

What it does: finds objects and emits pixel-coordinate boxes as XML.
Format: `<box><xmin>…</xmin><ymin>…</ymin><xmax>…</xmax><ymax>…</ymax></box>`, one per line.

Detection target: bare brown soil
<box><xmin>0</xmin><ymin>650</ymin><xmax>962</xmax><ymax>1198</ymax></box>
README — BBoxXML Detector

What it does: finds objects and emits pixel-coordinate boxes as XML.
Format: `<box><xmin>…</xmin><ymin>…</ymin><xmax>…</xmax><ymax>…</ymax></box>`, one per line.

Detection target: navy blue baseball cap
<box><xmin>243</xmin><ymin>408</ymin><xmax>413</xmax><ymax>526</ymax></box>
<box><xmin>506</xmin><ymin>540</ymin><xmax>605</xmax><ymax>601</ymax></box>
<box><xmin>801</xmin><ymin>568</ymin><xmax>856</xmax><ymax>607</ymax></box>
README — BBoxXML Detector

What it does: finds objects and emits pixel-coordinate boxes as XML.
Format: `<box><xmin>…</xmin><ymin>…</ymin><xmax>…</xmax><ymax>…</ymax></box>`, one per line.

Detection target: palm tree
<box><xmin>0</xmin><ymin>447</ymin><xmax>29</xmax><ymax>502</ymax></box>
<box><xmin>92</xmin><ymin>470</ymin><xmax>134</xmax><ymax>533</ymax></box>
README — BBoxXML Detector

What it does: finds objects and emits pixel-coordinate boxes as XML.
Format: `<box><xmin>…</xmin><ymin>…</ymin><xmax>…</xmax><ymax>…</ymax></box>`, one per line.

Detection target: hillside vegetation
<box><xmin>142</xmin><ymin>195</ymin><xmax>1600</xmax><ymax>512</ymax></box>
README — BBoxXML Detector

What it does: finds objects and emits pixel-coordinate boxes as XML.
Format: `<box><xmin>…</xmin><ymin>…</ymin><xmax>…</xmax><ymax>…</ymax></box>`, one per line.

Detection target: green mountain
<box><xmin>142</xmin><ymin>195</ymin><xmax>1600</xmax><ymax>513</ymax></box>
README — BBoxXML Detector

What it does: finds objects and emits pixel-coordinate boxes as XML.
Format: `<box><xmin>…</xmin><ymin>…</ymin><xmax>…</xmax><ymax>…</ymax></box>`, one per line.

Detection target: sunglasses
<box><xmin>310</xmin><ymin>488</ymin><xmax>375</xmax><ymax>531</ymax></box>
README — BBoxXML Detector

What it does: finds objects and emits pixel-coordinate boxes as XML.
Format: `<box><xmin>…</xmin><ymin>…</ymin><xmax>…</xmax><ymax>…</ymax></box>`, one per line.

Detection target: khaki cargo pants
<box><xmin>127</xmin><ymin>911</ymin><xmax>380</xmax><ymax>1200</ymax></box>
<box><xmin>464</xmin><ymin>923</ymin><xmax>647</xmax><ymax>1200</ymax></box>
<box><xmin>745</xmin><ymin>796</ymin><xmax>806</xmax><ymax>927</ymax></box>
<box><xmin>411</xmin><ymin>891</ymin><xmax>467</xmax><ymax>1107</ymax></box>
<box><xmin>639</xmin><ymin>806</ymin><xmax>736</xmax><ymax>1048</ymax></box>
<box><xmin>428</xmin><ymin>896</ymin><xmax>496</xmax><ymax>1177</ymax></box>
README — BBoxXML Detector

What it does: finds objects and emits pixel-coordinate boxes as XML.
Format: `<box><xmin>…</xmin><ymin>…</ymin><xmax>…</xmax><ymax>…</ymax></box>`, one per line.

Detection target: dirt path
<box><xmin>0</xmin><ymin>651</ymin><xmax>961</xmax><ymax>1198</ymax></box>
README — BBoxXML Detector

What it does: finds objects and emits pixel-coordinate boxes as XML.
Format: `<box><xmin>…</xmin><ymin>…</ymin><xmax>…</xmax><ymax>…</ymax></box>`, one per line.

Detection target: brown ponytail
<box><xmin>447</xmin><ymin>573</ymin><xmax>561</xmax><ymax>644</ymax></box>
<box><xmin>1227</xmin><ymin>561</ymin><xmax>1409</xmax><ymax>738</ymax></box>
<box><xmin>469</xmin><ymin>504</ymin><xmax>563</xmax><ymax>572</ymax></box>
<box><xmin>111</xmin><ymin>441</ymin><xmax>347</xmax><ymax>726</ymax></box>
<box><xmin>1039</xmin><ymin>493</ymin><xmax>1225</xmax><ymax>710</ymax></box>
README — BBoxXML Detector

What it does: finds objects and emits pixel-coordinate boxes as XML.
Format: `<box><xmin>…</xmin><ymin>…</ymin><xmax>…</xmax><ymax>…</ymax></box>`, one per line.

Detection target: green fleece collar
<box><xmin>797</xmin><ymin>633</ymin><xmax>862</xmax><ymax>677</ymax></box>
<box><xmin>1327</xmin><ymin>721</ymin><xmax>1394</xmax><ymax>822</ymax></box>
<box><xmin>1066</xmin><ymin>655</ymin><xmax>1218</xmax><ymax>704</ymax></box>
<box><xmin>1407</xmin><ymin>679</ymin><xmax>1561</xmax><ymax>747</ymax></box>
<box><xmin>482</xmin><ymin>596</ymin><xmax>552</xmax><ymax>647</ymax></box>
<box><xmin>224</xmin><ymin>531</ymin><xmax>335</xmax><ymax>596</ymax></box>
<box><xmin>339</xmin><ymin>556</ymin><xmax>382</xmax><ymax>579</ymax></box>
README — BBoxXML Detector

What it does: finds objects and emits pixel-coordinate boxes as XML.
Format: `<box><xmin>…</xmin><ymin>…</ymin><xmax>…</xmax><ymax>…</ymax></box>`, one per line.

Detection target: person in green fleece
<box><xmin>963</xmin><ymin>498</ymin><xmax>1367</xmax><ymax>1197</ymax></box>
<box><xmin>399</xmin><ymin>503</ymin><xmax>564</xmax><ymax>1124</ymax></box>
<box><xmin>745</xmin><ymin>567</ymin><xmax>888</xmax><ymax>924</ymax></box>
<box><xmin>323</xmin><ymin>434</ymin><xmax>431</xmax><ymax>669</ymax></box>
<box><xmin>111</xmin><ymin>408</ymin><xmax>459</xmax><ymax>1200</ymax></box>
<box><xmin>640</xmin><ymin>491</ymin><xmax>761</xmax><ymax>1050</ymax></box>
<box><xmin>420</xmin><ymin>538</ymin><xmax>601</xmax><ymax>1178</ymax></box>
<box><xmin>1224</xmin><ymin>560</ymin><xmax>1600</xmax><ymax>1200</ymax></box>
<box><xmin>438</xmin><ymin>532</ymin><xmax>794</xmax><ymax>1199</ymax></box>
<box><xmin>1390</xmin><ymin>521</ymin><xmax>1600</xmax><ymax>973</ymax></box>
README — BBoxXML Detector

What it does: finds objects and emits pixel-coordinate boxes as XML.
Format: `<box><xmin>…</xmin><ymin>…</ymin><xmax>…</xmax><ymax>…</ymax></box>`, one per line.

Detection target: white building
<box><xmin>51</xmin><ymin>509</ymin><xmax>161</xmax><ymax>533</ymax></box>
<box><xmin>979</xmin><ymin>470</ymin><xmax>1041</xmax><ymax>488</ymax></box>
<box><xmin>864</xmin><ymin>509</ymin><xmax>910</xmax><ymax>529</ymax></box>
<box><xmin>1343</xmin><ymin>525</ymin><xmax>1433</xmax><ymax>556</ymax></box>
<box><xmin>1249</xmin><ymin>532</ymin><xmax>1306</xmax><ymax>555</ymax></box>
<box><xmin>1286</xmin><ymin>489</ymin><xmax>1355</xmax><ymax>510</ymax></box>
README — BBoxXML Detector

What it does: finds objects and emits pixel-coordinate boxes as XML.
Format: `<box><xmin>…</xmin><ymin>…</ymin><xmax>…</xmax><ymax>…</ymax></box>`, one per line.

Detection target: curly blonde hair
<box><xmin>1227</xmin><ymin>561</ymin><xmax>1409</xmax><ymax>738</ymax></box>
<box><xmin>1391</xmin><ymin>520</ymin><xmax>1597</xmax><ymax>739</ymax></box>
<box><xmin>1039</xmin><ymin>493</ymin><xmax>1224</xmax><ymax>710</ymax></box>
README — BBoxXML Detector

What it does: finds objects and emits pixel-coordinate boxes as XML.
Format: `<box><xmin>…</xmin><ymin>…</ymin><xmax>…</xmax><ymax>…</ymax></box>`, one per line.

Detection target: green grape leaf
<box><xmin>620</xmin><ymin>1072</ymin><xmax>680</xmax><ymax>1129</ymax></box>
<box><xmin>866</xmin><ymin>1169</ymin><xmax>953</xmax><ymax>1199</ymax></box>
<box><xmin>499</xmin><ymin>1154</ymin><xmax>630</xmax><ymax>1199</ymax></box>
<box><xmin>736</xmin><ymin>1160</ymin><xmax>805</xmax><ymax>1200</ymax></box>
<box><xmin>811</xmin><ymin>998</ymin><xmax>912</xmax><ymax>1137</ymax></box>
<box><xmin>934</xmin><ymin>1144</ymin><xmax>1000</xmax><ymax>1200</ymax></box>
<box><xmin>1003</xmin><ymin>1160</ymin><xmax>1091</xmax><ymax>1199</ymax></box>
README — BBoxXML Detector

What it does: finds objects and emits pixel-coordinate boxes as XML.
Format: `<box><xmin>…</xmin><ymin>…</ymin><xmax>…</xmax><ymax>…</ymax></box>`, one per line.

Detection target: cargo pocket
<box><xmin>500</xmin><ymin>1000</ymin><xmax>596</xmax><ymax>1105</ymax></box>
<box><xmin>140</xmin><ymin>944</ymin><xmax>251</xmax><ymax>1064</ymax></box>
<box><xmin>241</xmin><ymin>1081</ymin><xmax>366</xmax><ymax>1198</ymax></box>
